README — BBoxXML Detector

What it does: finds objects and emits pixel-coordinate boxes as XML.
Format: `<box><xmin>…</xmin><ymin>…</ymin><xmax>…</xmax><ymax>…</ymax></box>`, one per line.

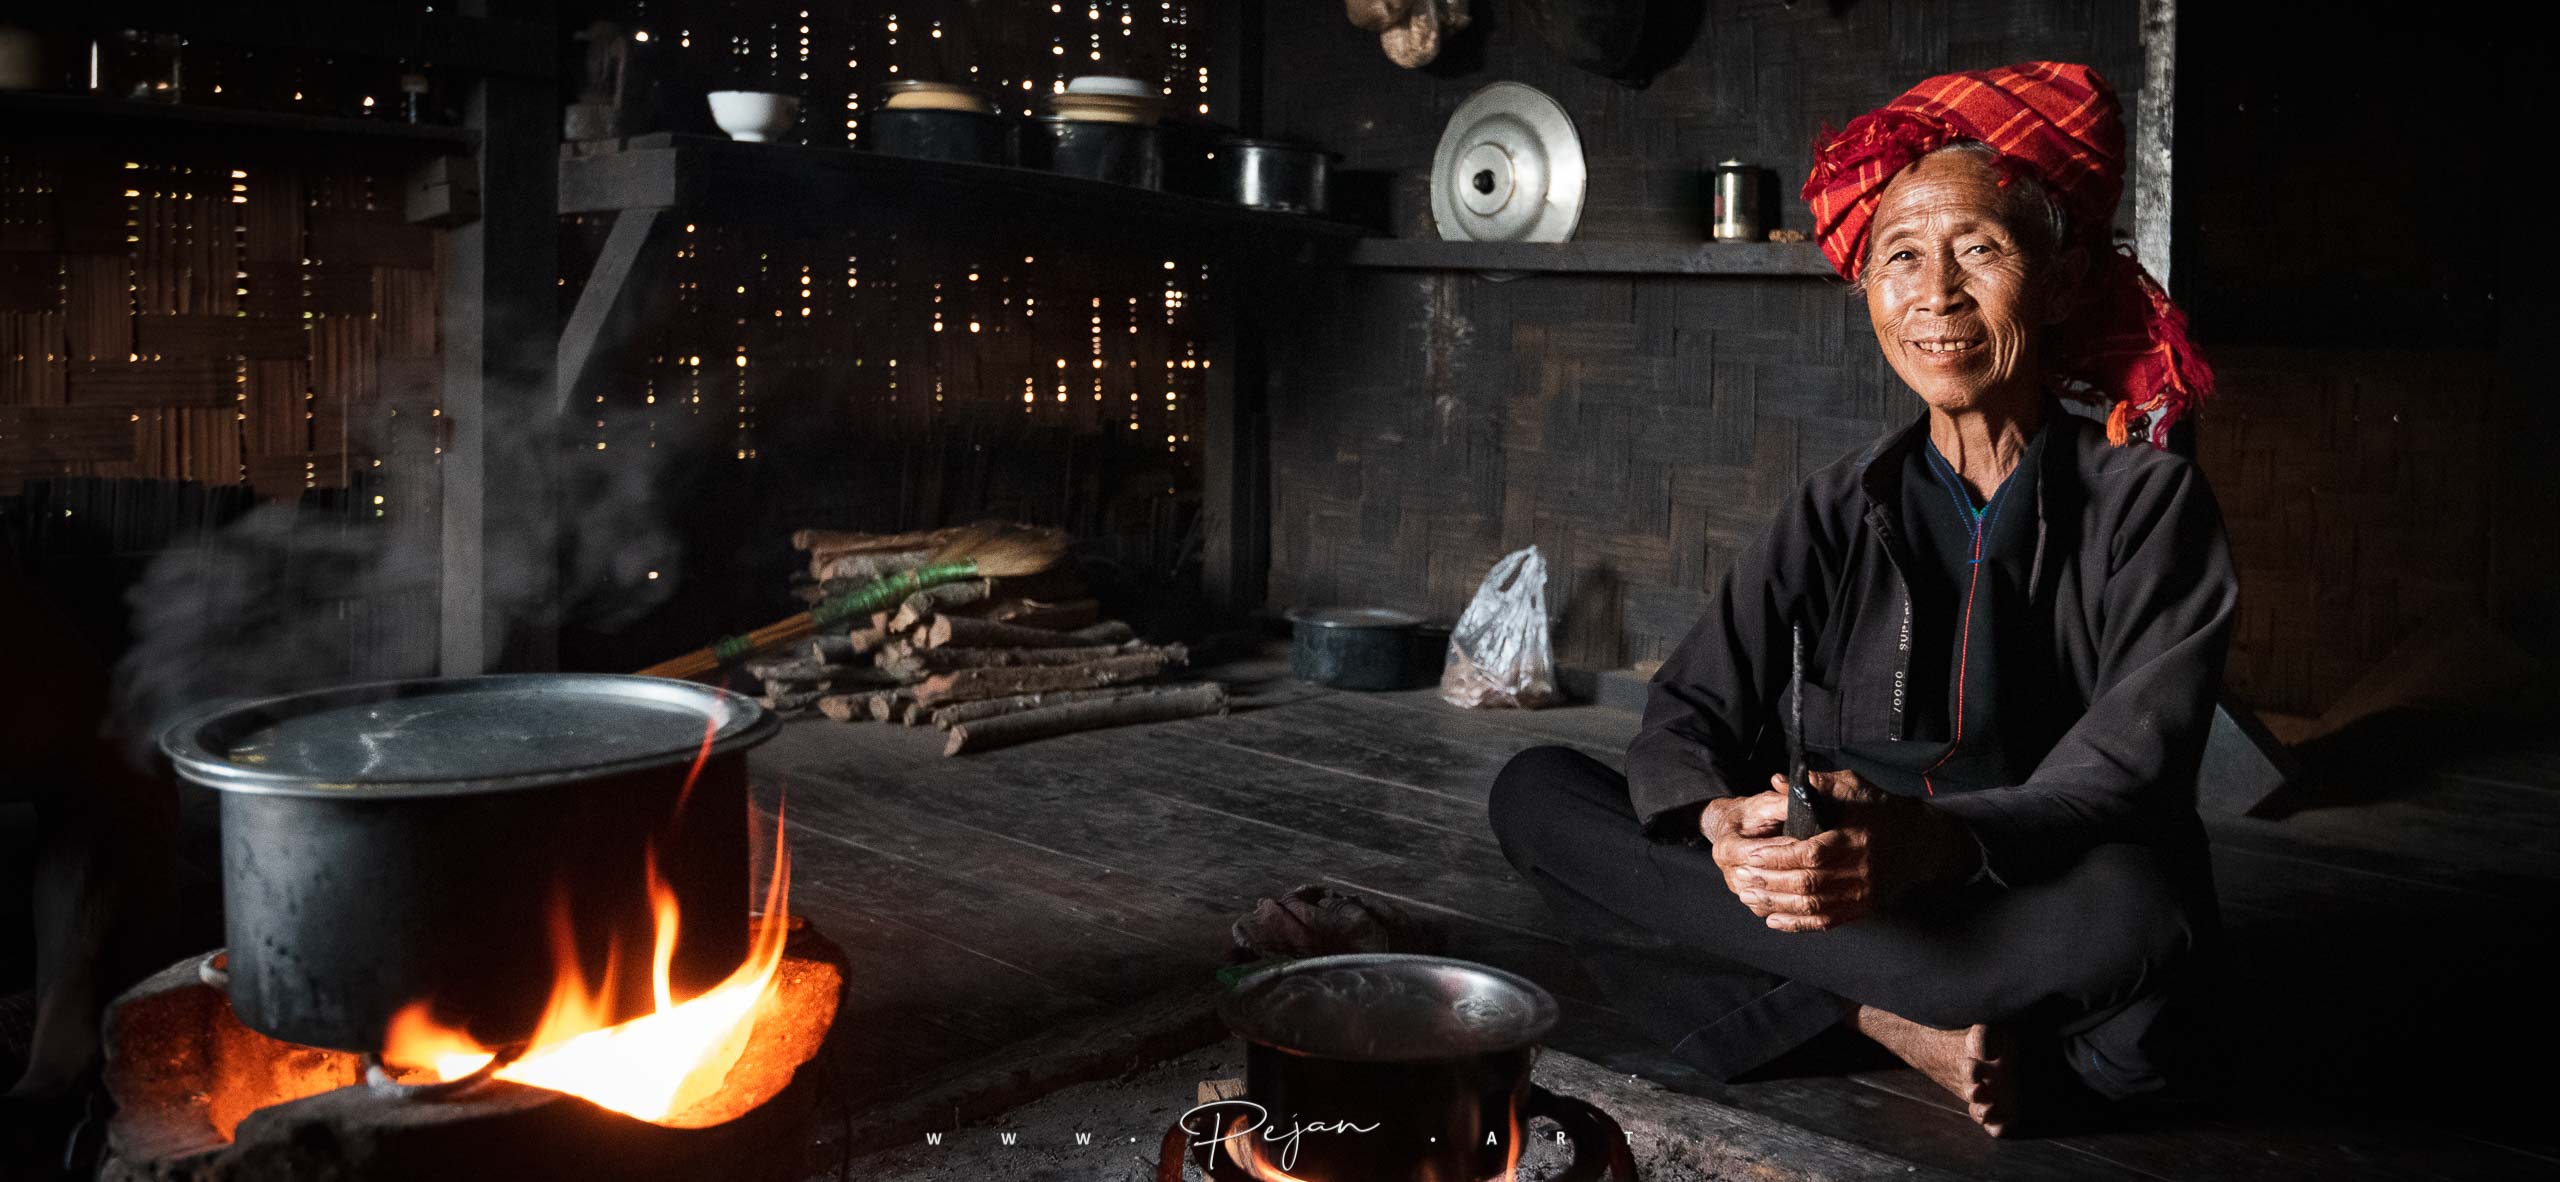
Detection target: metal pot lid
<box><xmin>1286</xmin><ymin>607</ymin><xmax>1423</xmax><ymax>630</ymax></box>
<box><xmin>1220</xmin><ymin>953</ymin><xmax>1560</xmax><ymax>1062</ymax></box>
<box><xmin>161</xmin><ymin>674</ymin><xmax>778</xmax><ymax>798</ymax></box>
<box><xmin>1430</xmin><ymin>81</ymin><xmax>1586</xmax><ymax>243</ymax></box>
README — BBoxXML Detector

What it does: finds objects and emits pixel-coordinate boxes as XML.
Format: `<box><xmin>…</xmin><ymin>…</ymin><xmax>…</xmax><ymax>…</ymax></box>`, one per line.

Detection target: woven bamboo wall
<box><xmin>1260</xmin><ymin>0</ymin><xmax>2145</xmax><ymax>674</ymax></box>
<box><xmin>564</xmin><ymin>0</ymin><xmax>1228</xmax><ymax>664</ymax></box>
<box><xmin>0</xmin><ymin>142</ymin><xmax>441</xmax><ymax>508</ymax></box>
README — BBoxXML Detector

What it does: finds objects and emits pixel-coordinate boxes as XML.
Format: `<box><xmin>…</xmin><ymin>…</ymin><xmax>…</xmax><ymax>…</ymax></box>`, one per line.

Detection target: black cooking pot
<box><xmin>161</xmin><ymin>674</ymin><xmax>777</xmax><ymax>1054</ymax></box>
<box><xmin>1204</xmin><ymin>954</ymin><xmax>1628</xmax><ymax>1181</ymax></box>
<box><xmin>869</xmin><ymin>107</ymin><xmax>1014</xmax><ymax>165</ymax></box>
<box><xmin>1287</xmin><ymin>607</ymin><xmax>1442</xmax><ymax>691</ymax></box>
<box><xmin>1020</xmin><ymin>115</ymin><xmax>1162</xmax><ymax>188</ymax></box>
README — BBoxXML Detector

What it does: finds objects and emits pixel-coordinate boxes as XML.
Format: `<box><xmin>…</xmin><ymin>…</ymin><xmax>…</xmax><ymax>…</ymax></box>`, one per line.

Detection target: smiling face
<box><xmin>1861</xmin><ymin>147</ymin><xmax>2080</xmax><ymax>415</ymax></box>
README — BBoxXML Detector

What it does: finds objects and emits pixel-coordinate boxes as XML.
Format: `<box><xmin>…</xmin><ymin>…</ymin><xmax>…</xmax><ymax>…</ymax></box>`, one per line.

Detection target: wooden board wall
<box><xmin>1260</xmin><ymin>0</ymin><xmax>2145</xmax><ymax>672</ymax></box>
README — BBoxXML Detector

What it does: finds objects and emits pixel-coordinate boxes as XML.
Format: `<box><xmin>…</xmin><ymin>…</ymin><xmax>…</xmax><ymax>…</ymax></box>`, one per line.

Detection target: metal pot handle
<box><xmin>1527</xmin><ymin>1084</ymin><xmax>1639</xmax><ymax>1182</ymax></box>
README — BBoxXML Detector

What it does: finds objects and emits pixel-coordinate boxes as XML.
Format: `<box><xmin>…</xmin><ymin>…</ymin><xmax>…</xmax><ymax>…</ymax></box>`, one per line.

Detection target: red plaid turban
<box><xmin>1803</xmin><ymin>61</ymin><xmax>2212</xmax><ymax>448</ymax></box>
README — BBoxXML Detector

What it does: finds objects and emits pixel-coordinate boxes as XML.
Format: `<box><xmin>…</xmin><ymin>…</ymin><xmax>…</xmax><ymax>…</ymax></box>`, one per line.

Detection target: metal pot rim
<box><xmin>1218</xmin><ymin>952</ymin><xmax>1561</xmax><ymax>1062</ymax></box>
<box><xmin>1284</xmin><ymin>606</ymin><xmax>1422</xmax><ymax>630</ymax></box>
<box><xmin>160</xmin><ymin>673</ymin><xmax>778</xmax><ymax>799</ymax></box>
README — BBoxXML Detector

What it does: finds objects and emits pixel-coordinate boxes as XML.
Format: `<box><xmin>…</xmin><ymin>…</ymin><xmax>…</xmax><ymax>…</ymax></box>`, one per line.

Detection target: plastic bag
<box><xmin>1440</xmin><ymin>545</ymin><xmax>1561</xmax><ymax>709</ymax></box>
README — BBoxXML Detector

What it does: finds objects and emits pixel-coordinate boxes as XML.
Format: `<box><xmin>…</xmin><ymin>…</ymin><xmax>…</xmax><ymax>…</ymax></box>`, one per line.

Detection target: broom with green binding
<box><xmin>636</xmin><ymin>525</ymin><xmax>1071</xmax><ymax>681</ymax></box>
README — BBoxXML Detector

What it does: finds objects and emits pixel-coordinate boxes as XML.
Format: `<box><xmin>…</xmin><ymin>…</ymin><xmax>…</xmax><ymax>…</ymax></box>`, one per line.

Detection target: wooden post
<box><xmin>440</xmin><ymin>0</ymin><xmax>561</xmax><ymax>674</ymax></box>
<box><xmin>1200</xmin><ymin>0</ymin><xmax>1270</xmax><ymax>617</ymax></box>
<box><xmin>2133</xmin><ymin>0</ymin><xmax>2177</xmax><ymax>295</ymax></box>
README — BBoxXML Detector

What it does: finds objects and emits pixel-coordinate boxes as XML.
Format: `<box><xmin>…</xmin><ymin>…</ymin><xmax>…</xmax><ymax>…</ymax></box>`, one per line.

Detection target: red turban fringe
<box><xmin>1802</xmin><ymin>61</ymin><xmax>2214</xmax><ymax>448</ymax></box>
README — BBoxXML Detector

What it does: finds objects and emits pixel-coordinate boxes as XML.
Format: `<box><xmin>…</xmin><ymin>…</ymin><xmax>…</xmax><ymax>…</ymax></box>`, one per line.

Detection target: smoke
<box><xmin>113</xmin><ymin>335</ymin><xmax>686</xmax><ymax>762</ymax></box>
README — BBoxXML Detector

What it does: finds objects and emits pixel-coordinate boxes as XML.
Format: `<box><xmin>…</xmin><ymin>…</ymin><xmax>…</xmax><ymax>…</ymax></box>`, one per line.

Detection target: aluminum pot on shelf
<box><xmin>160</xmin><ymin>673</ymin><xmax>777</xmax><ymax>1054</ymax></box>
<box><xmin>1214</xmin><ymin>137</ymin><xmax>1335</xmax><ymax>215</ymax></box>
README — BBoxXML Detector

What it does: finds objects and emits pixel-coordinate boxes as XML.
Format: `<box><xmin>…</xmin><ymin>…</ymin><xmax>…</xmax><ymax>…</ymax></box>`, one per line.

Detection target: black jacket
<box><xmin>1629</xmin><ymin>395</ymin><xmax>2237</xmax><ymax>886</ymax></box>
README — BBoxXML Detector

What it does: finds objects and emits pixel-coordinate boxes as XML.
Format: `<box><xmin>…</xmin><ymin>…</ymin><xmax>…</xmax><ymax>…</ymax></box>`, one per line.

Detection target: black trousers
<box><xmin>1488</xmin><ymin>746</ymin><xmax>2213</xmax><ymax>1101</ymax></box>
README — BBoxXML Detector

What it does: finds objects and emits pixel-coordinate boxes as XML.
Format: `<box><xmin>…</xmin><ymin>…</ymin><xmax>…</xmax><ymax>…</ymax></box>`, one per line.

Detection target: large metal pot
<box><xmin>1205</xmin><ymin>954</ymin><xmax>1627</xmax><ymax>1181</ymax></box>
<box><xmin>161</xmin><ymin>674</ymin><xmax>778</xmax><ymax>1054</ymax></box>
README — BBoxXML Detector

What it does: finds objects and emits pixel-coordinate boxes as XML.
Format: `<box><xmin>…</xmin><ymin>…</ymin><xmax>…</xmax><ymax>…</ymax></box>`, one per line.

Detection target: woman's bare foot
<box><xmin>1852</xmin><ymin>1005</ymin><xmax>2017</xmax><ymax>1136</ymax></box>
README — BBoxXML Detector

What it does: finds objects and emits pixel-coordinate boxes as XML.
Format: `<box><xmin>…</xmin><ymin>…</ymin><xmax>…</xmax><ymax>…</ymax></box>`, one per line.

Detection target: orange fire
<box><xmin>380</xmin><ymin>717</ymin><xmax>794</xmax><ymax>1125</ymax></box>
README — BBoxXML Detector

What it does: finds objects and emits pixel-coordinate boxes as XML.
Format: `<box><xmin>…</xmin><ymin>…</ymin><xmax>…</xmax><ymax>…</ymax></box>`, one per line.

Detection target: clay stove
<box><xmin>95</xmin><ymin>919</ymin><xmax>844</xmax><ymax>1182</ymax></box>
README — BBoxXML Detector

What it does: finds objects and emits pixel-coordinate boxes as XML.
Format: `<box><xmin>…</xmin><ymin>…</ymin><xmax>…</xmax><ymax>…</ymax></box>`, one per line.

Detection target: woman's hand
<box><xmin>1705</xmin><ymin>770</ymin><xmax>1980</xmax><ymax>932</ymax></box>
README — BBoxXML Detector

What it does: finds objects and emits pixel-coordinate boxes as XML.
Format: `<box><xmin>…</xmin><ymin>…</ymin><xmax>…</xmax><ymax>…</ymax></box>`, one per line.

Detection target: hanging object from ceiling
<box><xmin>1517</xmin><ymin>0</ymin><xmax>1705</xmax><ymax>87</ymax></box>
<box><xmin>1344</xmin><ymin>0</ymin><xmax>1474</xmax><ymax>69</ymax></box>
<box><xmin>1429</xmin><ymin>81</ymin><xmax>1587</xmax><ymax>243</ymax></box>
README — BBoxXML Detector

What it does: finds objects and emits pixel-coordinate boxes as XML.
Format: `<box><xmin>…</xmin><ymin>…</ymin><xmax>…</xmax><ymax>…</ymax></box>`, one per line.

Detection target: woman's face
<box><xmin>1861</xmin><ymin>150</ymin><xmax>2069</xmax><ymax>414</ymax></box>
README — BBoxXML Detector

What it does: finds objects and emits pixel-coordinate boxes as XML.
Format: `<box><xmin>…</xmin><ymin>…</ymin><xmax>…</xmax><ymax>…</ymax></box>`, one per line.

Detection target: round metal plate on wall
<box><xmin>1430</xmin><ymin>81</ymin><xmax>1587</xmax><ymax>244</ymax></box>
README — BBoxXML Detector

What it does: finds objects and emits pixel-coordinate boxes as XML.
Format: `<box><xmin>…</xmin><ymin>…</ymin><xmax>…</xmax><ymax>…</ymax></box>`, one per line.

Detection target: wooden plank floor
<box><xmin>755</xmin><ymin>651</ymin><xmax>2560</xmax><ymax>1179</ymax></box>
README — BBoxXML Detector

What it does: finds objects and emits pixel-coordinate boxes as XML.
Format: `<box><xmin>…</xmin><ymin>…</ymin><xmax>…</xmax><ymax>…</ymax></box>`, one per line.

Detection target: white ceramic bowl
<box><xmin>707</xmin><ymin>90</ymin><xmax>800</xmax><ymax>142</ymax></box>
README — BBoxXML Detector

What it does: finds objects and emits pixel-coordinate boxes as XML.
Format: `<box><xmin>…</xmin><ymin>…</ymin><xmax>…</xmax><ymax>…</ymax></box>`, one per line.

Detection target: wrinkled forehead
<box><xmin>1868</xmin><ymin>150</ymin><xmax>2018</xmax><ymax>238</ymax></box>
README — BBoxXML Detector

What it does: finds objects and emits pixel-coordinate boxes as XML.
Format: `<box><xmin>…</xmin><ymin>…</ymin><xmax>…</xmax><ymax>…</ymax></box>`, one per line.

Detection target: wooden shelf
<box><xmin>559</xmin><ymin>134</ymin><xmax>1363</xmax><ymax>255</ymax></box>
<box><xmin>0</xmin><ymin>92</ymin><xmax>477</xmax><ymax>151</ymax></box>
<box><xmin>53</xmin><ymin>3</ymin><xmax>555</xmax><ymax>79</ymax></box>
<box><xmin>1345</xmin><ymin>237</ymin><xmax>1838</xmax><ymax>277</ymax></box>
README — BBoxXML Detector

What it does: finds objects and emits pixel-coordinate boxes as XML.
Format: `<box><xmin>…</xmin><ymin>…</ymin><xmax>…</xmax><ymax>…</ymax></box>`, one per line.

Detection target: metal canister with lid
<box><xmin>1712</xmin><ymin>159</ymin><xmax>1764</xmax><ymax>241</ymax></box>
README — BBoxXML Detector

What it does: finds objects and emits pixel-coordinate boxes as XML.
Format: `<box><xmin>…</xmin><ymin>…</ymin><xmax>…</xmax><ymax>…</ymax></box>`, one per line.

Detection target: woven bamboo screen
<box><xmin>0</xmin><ymin>141</ymin><xmax>442</xmax><ymax>513</ymax></box>
<box><xmin>562</xmin><ymin>0</ymin><xmax>1230</xmax><ymax>662</ymax></box>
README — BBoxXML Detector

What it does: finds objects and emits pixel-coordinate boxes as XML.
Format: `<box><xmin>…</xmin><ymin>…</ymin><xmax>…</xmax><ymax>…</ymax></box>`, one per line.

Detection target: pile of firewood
<box><xmin>745</xmin><ymin>525</ymin><xmax>1229</xmax><ymax>756</ymax></box>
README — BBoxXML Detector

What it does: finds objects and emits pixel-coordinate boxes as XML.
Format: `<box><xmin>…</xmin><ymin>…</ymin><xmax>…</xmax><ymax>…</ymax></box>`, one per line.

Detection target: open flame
<box><xmin>380</xmin><ymin>717</ymin><xmax>794</xmax><ymax>1124</ymax></box>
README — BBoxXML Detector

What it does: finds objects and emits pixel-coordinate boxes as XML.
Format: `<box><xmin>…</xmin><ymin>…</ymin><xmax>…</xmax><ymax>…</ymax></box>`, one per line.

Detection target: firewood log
<box><xmin>889</xmin><ymin>580</ymin><xmax>992</xmax><ymax>632</ymax></box>
<box><xmin>808</xmin><ymin>633</ymin><xmax>859</xmax><ymax>664</ymax></box>
<box><xmin>944</xmin><ymin>683</ymin><xmax>1229</xmax><ymax>755</ymax></box>
<box><xmin>927</xmin><ymin>616</ymin><xmax>1134</xmax><ymax>650</ymax></box>
<box><xmin>792</xmin><ymin>525</ymin><xmax>963</xmax><ymax>553</ymax></box>
<box><xmin>982</xmin><ymin>598</ymin><xmax>1101</xmax><ymax>631</ymax></box>
<box><xmin>748</xmin><ymin>657</ymin><xmax>900</xmax><ymax>691</ymax></box>
<box><xmin>817</xmin><ymin>691</ymin><xmax>896</xmax><ymax>722</ymax></box>
<box><xmin>762</xmin><ymin>667</ymin><xmax>902</xmax><ymax>696</ymax></box>
<box><xmin>912</xmin><ymin>648</ymin><xmax>1184</xmax><ymax>708</ymax></box>
<box><xmin>868</xmin><ymin>688</ymin><xmax>916</xmax><ymax>722</ymax></box>
<box><xmin>910</xmin><ymin>641</ymin><xmax>1164</xmax><ymax>673</ymax></box>
<box><xmin>845</xmin><ymin>626</ymin><xmax>888</xmax><ymax>657</ymax></box>
<box><xmin>813</xmin><ymin>547</ymin><xmax>933</xmax><ymax>584</ymax></box>
<box><xmin>870</xmin><ymin>611</ymin><xmax>894</xmax><ymax>634</ymax></box>
<box><xmin>759</xmin><ymin>687</ymin><xmax>828</xmax><ymax>713</ymax></box>
<box><xmin>930</xmin><ymin>685</ymin><xmax>1158</xmax><ymax>729</ymax></box>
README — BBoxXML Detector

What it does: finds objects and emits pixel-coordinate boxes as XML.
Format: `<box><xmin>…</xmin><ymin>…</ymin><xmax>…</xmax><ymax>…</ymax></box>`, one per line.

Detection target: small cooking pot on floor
<box><xmin>1287</xmin><ymin>607</ymin><xmax>1444</xmax><ymax>691</ymax></box>
<box><xmin>161</xmin><ymin>674</ymin><xmax>776</xmax><ymax>1053</ymax></box>
<box><xmin>1203</xmin><ymin>954</ymin><xmax>1631</xmax><ymax>1181</ymax></box>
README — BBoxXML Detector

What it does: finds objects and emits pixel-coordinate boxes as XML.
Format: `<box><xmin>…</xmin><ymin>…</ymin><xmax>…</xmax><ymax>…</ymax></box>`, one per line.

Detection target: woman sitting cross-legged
<box><xmin>1489</xmin><ymin>61</ymin><xmax>2233</xmax><ymax>1137</ymax></box>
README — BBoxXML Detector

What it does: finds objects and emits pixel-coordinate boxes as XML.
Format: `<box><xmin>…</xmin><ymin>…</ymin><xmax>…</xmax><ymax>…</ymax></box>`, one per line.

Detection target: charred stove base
<box><xmin>97</xmin><ymin>921</ymin><xmax>845</xmax><ymax>1182</ymax></box>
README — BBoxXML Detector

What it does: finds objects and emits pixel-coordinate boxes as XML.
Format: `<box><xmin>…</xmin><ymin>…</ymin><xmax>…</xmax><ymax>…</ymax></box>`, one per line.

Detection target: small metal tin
<box><xmin>1712</xmin><ymin>159</ymin><xmax>1764</xmax><ymax>242</ymax></box>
